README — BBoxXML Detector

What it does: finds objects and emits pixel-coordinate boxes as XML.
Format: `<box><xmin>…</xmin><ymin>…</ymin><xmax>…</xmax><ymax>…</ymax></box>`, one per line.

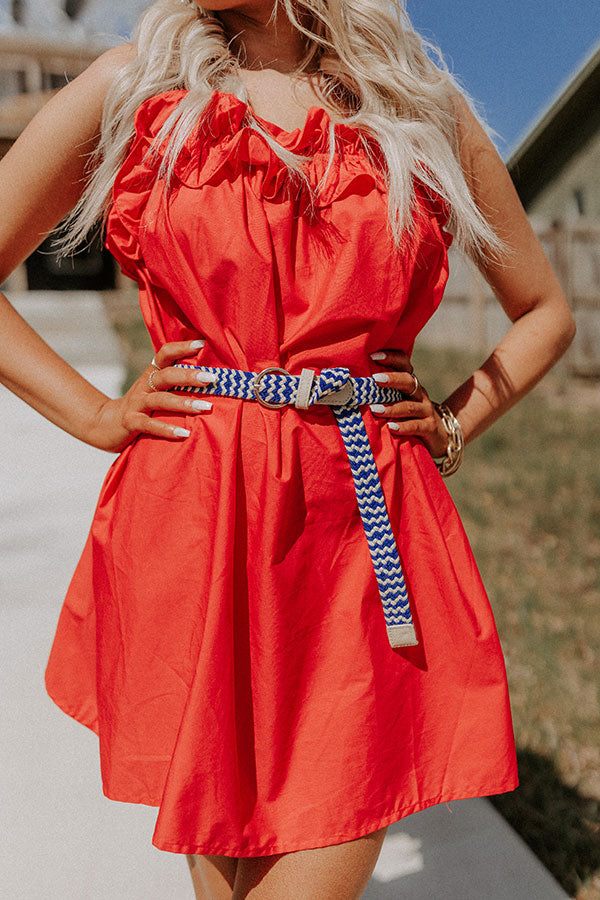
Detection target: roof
<box><xmin>506</xmin><ymin>40</ymin><xmax>600</xmax><ymax>208</ymax></box>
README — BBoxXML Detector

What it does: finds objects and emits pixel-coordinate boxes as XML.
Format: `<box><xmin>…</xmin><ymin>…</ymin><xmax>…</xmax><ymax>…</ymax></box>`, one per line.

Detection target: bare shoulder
<box><xmin>82</xmin><ymin>42</ymin><xmax>138</xmax><ymax>105</ymax></box>
<box><xmin>446</xmin><ymin>87</ymin><xmax>527</xmax><ymax>238</ymax></box>
<box><xmin>0</xmin><ymin>42</ymin><xmax>137</xmax><ymax>281</ymax></box>
<box><xmin>44</xmin><ymin>42</ymin><xmax>137</xmax><ymax>130</ymax></box>
<box><xmin>445</xmin><ymin>87</ymin><xmax>570</xmax><ymax>323</ymax></box>
<box><xmin>9</xmin><ymin>41</ymin><xmax>137</xmax><ymax>153</ymax></box>
<box><xmin>81</xmin><ymin>41</ymin><xmax>137</xmax><ymax>71</ymax></box>
<box><xmin>447</xmin><ymin>89</ymin><xmax>502</xmax><ymax>199</ymax></box>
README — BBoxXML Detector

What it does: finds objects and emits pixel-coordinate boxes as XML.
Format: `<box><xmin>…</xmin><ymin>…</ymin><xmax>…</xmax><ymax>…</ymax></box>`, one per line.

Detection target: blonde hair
<box><xmin>52</xmin><ymin>0</ymin><xmax>508</xmax><ymax>263</ymax></box>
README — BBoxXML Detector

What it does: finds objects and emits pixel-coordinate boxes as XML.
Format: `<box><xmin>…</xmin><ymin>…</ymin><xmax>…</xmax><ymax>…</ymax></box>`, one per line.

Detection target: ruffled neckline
<box><xmin>119</xmin><ymin>88</ymin><xmax>451</xmax><ymax>233</ymax></box>
<box><xmin>214</xmin><ymin>89</ymin><xmax>375</xmax><ymax>151</ymax></box>
<box><xmin>152</xmin><ymin>88</ymin><xmax>379</xmax><ymax>154</ymax></box>
<box><xmin>107</xmin><ymin>88</ymin><xmax>453</xmax><ymax>280</ymax></box>
<box><xmin>129</xmin><ymin>88</ymin><xmax>388</xmax><ymax>207</ymax></box>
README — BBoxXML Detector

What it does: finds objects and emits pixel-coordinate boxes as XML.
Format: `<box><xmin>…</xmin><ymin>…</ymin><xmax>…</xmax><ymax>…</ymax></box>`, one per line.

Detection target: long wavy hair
<box><xmin>52</xmin><ymin>0</ymin><xmax>508</xmax><ymax>263</ymax></box>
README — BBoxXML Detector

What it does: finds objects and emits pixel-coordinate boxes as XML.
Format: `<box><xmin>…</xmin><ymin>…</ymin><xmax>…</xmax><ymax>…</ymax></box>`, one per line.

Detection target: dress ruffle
<box><xmin>105</xmin><ymin>89</ymin><xmax>453</xmax><ymax>281</ymax></box>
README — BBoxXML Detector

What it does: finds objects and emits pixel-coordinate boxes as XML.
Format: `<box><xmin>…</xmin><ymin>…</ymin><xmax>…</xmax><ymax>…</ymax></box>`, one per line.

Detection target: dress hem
<box><xmin>46</xmin><ymin>683</ymin><xmax>519</xmax><ymax>857</ymax></box>
<box><xmin>45</xmin><ymin>679</ymin><xmax>100</xmax><ymax>738</ymax></box>
<box><xmin>149</xmin><ymin>780</ymin><xmax>520</xmax><ymax>857</ymax></box>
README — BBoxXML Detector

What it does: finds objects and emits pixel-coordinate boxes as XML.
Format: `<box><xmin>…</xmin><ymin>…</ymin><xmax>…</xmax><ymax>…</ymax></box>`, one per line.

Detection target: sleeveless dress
<box><xmin>44</xmin><ymin>89</ymin><xmax>518</xmax><ymax>857</ymax></box>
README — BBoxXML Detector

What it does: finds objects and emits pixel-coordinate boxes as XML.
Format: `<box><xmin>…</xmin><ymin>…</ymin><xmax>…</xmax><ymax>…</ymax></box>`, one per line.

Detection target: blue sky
<box><xmin>406</xmin><ymin>0</ymin><xmax>600</xmax><ymax>159</ymax></box>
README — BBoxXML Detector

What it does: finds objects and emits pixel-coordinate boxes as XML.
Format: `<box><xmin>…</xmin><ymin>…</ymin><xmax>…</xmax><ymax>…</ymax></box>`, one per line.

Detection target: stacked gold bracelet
<box><xmin>432</xmin><ymin>402</ymin><xmax>464</xmax><ymax>477</ymax></box>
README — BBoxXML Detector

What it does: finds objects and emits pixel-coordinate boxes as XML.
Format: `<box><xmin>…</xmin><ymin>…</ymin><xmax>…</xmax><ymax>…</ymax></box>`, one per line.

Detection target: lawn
<box><xmin>412</xmin><ymin>343</ymin><xmax>600</xmax><ymax>899</ymax></box>
<box><xmin>106</xmin><ymin>291</ymin><xmax>599</xmax><ymax>897</ymax></box>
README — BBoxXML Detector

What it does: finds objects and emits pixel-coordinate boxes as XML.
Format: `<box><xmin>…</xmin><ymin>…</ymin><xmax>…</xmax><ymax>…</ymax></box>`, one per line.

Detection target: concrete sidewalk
<box><xmin>0</xmin><ymin>292</ymin><xmax>568</xmax><ymax>898</ymax></box>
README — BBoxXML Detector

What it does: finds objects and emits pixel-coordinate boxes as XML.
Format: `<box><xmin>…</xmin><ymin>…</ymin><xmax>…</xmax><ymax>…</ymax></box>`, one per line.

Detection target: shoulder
<box><xmin>89</xmin><ymin>42</ymin><xmax>138</xmax><ymax>77</ymax></box>
<box><xmin>13</xmin><ymin>43</ymin><xmax>138</xmax><ymax>149</ymax></box>
<box><xmin>443</xmin><ymin>87</ymin><xmax>523</xmax><ymax>237</ymax></box>
<box><xmin>21</xmin><ymin>43</ymin><xmax>139</xmax><ymax>162</ymax></box>
<box><xmin>447</xmin><ymin>89</ymin><xmax>502</xmax><ymax>198</ymax></box>
<box><xmin>69</xmin><ymin>43</ymin><xmax>138</xmax><ymax>121</ymax></box>
<box><xmin>0</xmin><ymin>43</ymin><xmax>138</xmax><ymax>280</ymax></box>
<box><xmin>88</xmin><ymin>43</ymin><xmax>137</xmax><ymax>93</ymax></box>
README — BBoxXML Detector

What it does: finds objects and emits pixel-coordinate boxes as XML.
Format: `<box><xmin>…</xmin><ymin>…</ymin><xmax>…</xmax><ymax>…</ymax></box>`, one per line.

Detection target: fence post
<box><xmin>549</xmin><ymin>220</ymin><xmax>572</xmax><ymax>304</ymax></box>
<box><xmin>468</xmin><ymin>258</ymin><xmax>487</xmax><ymax>355</ymax></box>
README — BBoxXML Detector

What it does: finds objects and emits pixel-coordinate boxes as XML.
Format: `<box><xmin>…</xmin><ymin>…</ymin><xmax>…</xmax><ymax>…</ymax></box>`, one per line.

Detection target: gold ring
<box><xmin>407</xmin><ymin>373</ymin><xmax>420</xmax><ymax>397</ymax></box>
<box><xmin>148</xmin><ymin>369</ymin><xmax>160</xmax><ymax>392</ymax></box>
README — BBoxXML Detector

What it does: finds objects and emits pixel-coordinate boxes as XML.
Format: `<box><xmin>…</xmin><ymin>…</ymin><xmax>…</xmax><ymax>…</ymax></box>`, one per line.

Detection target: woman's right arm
<box><xmin>0</xmin><ymin>45</ymin><xmax>213</xmax><ymax>453</ymax></box>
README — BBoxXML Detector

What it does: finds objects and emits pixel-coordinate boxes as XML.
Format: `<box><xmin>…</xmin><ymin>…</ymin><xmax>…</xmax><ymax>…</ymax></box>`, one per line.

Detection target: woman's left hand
<box><xmin>369</xmin><ymin>349</ymin><xmax>449</xmax><ymax>459</ymax></box>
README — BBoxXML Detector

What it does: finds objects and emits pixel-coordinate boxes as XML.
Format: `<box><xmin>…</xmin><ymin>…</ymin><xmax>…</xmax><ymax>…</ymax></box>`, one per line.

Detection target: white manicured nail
<box><xmin>370</xmin><ymin>351</ymin><xmax>387</xmax><ymax>360</ymax></box>
<box><xmin>190</xmin><ymin>399</ymin><xmax>212</xmax><ymax>410</ymax></box>
<box><xmin>196</xmin><ymin>371</ymin><xmax>218</xmax><ymax>383</ymax></box>
<box><xmin>190</xmin><ymin>339</ymin><xmax>205</xmax><ymax>349</ymax></box>
<box><xmin>372</xmin><ymin>372</ymin><xmax>389</xmax><ymax>383</ymax></box>
<box><xmin>388</xmin><ymin>422</ymin><xmax>400</xmax><ymax>431</ymax></box>
<box><xmin>173</xmin><ymin>427</ymin><xmax>190</xmax><ymax>437</ymax></box>
<box><xmin>370</xmin><ymin>404</ymin><xmax>386</xmax><ymax>413</ymax></box>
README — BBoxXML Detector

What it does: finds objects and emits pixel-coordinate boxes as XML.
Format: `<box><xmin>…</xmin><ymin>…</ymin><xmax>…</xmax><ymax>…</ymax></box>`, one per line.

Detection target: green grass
<box><xmin>108</xmin><ymin>304</ymin><xmax>599</xmax><ymax>897</ymax></box>
<box><xmin>412</xmin><ymin>344</ymin><xmax>600</xmax><ymax>899</ymax></box>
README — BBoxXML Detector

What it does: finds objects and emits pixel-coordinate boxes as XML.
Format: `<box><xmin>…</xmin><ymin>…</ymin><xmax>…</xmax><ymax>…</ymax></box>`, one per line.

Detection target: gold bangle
<box><xmin>433</xmin><ymin>402</ymin><xmax>464</xmax><ymax>477</ymax></box>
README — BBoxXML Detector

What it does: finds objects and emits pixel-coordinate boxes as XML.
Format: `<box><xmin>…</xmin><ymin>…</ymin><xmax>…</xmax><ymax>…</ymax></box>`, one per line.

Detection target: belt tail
<box><xmin>332</xmin><ymin>405</ymin><xmax>418</xmax><ymax>649</ymax></box>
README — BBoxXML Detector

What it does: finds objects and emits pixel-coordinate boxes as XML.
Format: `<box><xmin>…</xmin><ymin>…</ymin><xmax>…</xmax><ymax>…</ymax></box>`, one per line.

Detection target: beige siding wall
<box><xmin>529</xmin><ymin>131</ymin><xmax>600</xmax><ymax>221</ymax></box>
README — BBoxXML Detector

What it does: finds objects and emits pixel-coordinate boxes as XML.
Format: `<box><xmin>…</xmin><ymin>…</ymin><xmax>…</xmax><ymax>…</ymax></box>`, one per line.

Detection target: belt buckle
<box><xmin>253</xmin><ymin>366</ymin><xmax>291</xmax><ymax>408</ymax></box>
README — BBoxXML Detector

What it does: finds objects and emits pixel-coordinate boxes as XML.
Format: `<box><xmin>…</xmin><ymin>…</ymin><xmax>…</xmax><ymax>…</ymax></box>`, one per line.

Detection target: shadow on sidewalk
<box><xmin>490</xmin><ymin>748</ymin><xmax>600</xmax><ymax>896</ymax></box>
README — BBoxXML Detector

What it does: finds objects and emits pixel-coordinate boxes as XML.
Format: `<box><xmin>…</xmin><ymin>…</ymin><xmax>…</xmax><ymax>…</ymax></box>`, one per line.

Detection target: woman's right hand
<box><xmin>87</xmin><ymin>339</ymin><xmax>215</xmax><ymax>453</ymax></box>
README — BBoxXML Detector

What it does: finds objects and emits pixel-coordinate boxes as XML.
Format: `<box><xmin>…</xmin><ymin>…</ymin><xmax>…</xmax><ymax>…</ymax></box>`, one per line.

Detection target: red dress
<box><xmin>44</xmin><ymin>89</ymin><xmax>518</xmax><ymax>857</ymax></box>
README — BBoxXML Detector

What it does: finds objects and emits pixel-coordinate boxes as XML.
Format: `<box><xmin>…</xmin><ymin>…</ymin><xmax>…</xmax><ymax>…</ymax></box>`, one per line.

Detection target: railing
<box><xmin>0</xmin><ymin>31</ymin><xmax>110</xmax><ymax>97</ymax></box>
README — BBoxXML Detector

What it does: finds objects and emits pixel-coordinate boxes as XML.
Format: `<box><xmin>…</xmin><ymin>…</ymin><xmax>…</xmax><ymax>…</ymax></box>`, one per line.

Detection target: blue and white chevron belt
<box><xmin>173</xmin><ymin>363</ymin><xmax>418</xmax><ymax>649</ymax></box>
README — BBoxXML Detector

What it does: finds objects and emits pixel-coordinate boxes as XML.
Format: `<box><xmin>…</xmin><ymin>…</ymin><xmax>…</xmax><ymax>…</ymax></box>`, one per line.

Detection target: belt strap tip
<box><xmin>386</xmin><ymin>624</ymin><xmax>418</xmax><ymax>648</ymax></box>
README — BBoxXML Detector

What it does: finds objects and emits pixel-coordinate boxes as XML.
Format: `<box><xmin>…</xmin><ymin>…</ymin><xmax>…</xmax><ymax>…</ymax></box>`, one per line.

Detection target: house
<box><xmin>0</xmin><ymin>24</ymin><xmax>118</xmax><ymax>289</ymax></box>
<box><xmin>506</xmin><ymin>40</ymin><xmax>600</xmax><ymax>222</ymax></box>
<box><xmin>504</xmin><ymin>41</ymin><xmax>600</xmax><ymax>376</ymax></box>
<box><xmin>0</xmin><ymin>0</ymin><xmax>146</xmax><ymax>290</ymax></box>
<box><xmin>422</xmin><ymin>41</ymin><xmax>600</xmax><ymax>375</ymax></box>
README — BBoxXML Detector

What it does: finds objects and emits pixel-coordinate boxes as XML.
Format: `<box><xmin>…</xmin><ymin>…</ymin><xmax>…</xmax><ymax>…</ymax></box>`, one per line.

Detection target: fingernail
<box><xmin>372</xmin><ymin>372</ymin><xmax>389</xmax><ymax>383</ymax></box>
<box><xmin>370</xmin><ymin>404</ymin><xmax>386</xmax><ymax>413</ymax></box>
<box><xmin>388</xmin><ymin>422</ymin><xmax>400</xmax><ymax>431</ymax></box>
<box><xmin>370</xmin><ymin>351</ymin><xmax>387</xmax><ymax>360</ymax></box>
<box><xmin>173</xmin><ymin>427</ymin><xmax>190</xmax><ymax>437</ymax></box>
<box><xmin>196</xmin><ymin>371</ymin><xmax>218</xmax><ymax>383</ymax></box>
<box><xmin>190</xmin><ymin>399</ymin><xmax>212</xmax><ymax>410</ymax></box>
<box><xmin>190</xmin><ymin>339</ymin><xmax>205</xmax><ymax>349</ymax></box>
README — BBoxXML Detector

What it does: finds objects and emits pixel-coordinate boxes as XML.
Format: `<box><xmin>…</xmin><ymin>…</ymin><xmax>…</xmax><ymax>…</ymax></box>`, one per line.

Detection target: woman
<box><xmin>1</xmin><ymin>0</ymin><xmax>575</xmax><ymax>897</ymax></box>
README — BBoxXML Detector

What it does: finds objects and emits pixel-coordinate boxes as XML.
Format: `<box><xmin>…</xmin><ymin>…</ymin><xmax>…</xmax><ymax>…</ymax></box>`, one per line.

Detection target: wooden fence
<box><xmin>428</xmin><ymin>220</ymin><xmax>600</xmax><ymax>376</ymax></box>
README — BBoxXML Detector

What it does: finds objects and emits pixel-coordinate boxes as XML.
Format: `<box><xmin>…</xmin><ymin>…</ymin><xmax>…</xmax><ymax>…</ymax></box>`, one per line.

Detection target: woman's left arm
<box><xmin>371</xmin><ymin>93</ymin><xmax>576</xmax><ymax>453</ymax></box>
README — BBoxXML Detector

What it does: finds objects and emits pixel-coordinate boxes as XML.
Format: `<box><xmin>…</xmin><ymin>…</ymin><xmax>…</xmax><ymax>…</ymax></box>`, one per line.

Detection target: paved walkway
<box><xmin>0</xmin><ymin>292</ymin><xmax>567</xmax><ymax>898</ymax></box>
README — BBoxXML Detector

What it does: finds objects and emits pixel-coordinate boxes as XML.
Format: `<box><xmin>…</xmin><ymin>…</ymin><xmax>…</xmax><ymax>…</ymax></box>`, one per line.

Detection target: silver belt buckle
<box><xmin>253</xmin><ymin>366</ymin><xmax>291</xmax><ymax>408</ymax></box>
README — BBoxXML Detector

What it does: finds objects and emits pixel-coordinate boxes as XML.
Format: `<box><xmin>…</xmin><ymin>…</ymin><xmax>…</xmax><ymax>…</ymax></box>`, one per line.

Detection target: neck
<box><xmin>216</xmin><ymin>6</ymin><xmax>312</xmax><ymax>73</ymax></box>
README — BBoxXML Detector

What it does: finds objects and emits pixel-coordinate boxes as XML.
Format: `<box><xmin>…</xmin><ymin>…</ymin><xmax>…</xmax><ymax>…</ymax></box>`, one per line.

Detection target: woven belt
<box><xmin>173</xmin><ymin>363</ymin><xmax>418</xmax><ymax>649</ymax></box>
